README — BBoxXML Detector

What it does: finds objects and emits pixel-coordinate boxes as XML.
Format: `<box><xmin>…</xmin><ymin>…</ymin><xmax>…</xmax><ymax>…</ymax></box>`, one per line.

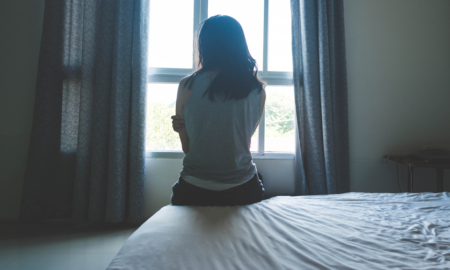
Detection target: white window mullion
<box><xmin>193</xmin><ymin>0</ymin><xmax>209</xmax><ymax>71</ymax></box>
<box><xmin>258</xmin><ymin>0</ymin><xmax>269</xmax><ymax>155</ymax></box>
<box><xmin>193</xmin><ymin>0</ymin><xmax>201</xmax><ymax>71</ymax></box>
<box><xmin>200</xmin><ymin>0</ymin><xmax>208</xmax><ymax>21</ymax></box>
<box><xmin>262</xmin><ymin>0</ymin><xmax>269</xmax><ymax>77</ymax></box>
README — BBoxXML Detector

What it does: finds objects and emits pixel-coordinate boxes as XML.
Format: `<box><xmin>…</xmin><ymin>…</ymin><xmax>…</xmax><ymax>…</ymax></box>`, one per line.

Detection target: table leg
<box><xmin>436</xmin><ymin>168</ymin><xmax>444</xmax><ymax>192</ymax></box>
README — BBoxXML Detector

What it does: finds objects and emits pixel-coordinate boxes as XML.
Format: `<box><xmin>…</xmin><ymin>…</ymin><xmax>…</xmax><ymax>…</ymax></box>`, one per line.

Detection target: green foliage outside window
<box><xmin>146</xmin><ymin>102</ymin><xmax>180</xmax><ymax>150</ymax></box>
<box><xmin>265</xmin><ymin>91</ymin><xmax>295</xmax><ymax>138</ymax></box>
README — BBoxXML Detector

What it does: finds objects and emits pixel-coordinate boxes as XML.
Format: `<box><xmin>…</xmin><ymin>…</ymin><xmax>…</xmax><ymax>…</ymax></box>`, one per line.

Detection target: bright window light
<box><xmin>148</xmin><ymin>0</ymin><xmax>194</xmax><ymax>68</ymax></box>
<box><xmin>265</xmin><ymin>85</ymin><xmax>295</xmax><ymax>152</ymax></box>
<box><xmin>146</xmin><ymin>1</ymin><xmax>295</xmax><ymax>155</ymax></box>
<box><xmin>208</xmin><ymin>0</ymin><xmax>264</xmax><ymax>70</ymax></box>
<box><xmin>146</xmin><ymin>83</ymin><xmax>181</xmax><ymax>151</ymax></box>
<box><xmin>268</xmin><ymin>0</ymin><xmax>293</xmax><ymax>72</ymax></box>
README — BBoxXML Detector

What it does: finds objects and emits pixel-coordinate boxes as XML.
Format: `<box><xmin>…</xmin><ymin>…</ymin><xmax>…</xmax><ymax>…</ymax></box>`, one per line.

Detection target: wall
<box><xmin>1</xmin><ymin>0</ymin><xmax>450</xmax><ymax>221</ymax></box>
<box><xmin>344</xmin><ymin>0</ymin><xmax>450</xmax><ymax>192</ymax></box>
<box><xmin>0</xmin><ymin>0</ymin><xmax>45</xmax><ymax>220</ymax></box>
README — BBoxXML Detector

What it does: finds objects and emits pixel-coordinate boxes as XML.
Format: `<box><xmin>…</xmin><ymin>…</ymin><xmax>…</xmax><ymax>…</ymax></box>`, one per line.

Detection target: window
<box><xmin>147</xmin><ymin>0</ymin><xmax>294</xmax><ymax>158</ymax></box>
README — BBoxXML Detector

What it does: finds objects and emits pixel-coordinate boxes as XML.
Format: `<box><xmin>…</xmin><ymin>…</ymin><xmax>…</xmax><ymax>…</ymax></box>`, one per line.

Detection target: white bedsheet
<box><xmin>107</xmin><ymin>192</ymin><xmax>450</xmax><ymax>270</ymax></box>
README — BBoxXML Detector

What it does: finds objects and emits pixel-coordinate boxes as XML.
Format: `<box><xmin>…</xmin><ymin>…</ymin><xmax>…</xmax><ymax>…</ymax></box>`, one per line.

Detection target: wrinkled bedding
<box><xmin>107</xmin><ymin>192</ymin><xmax>450</xmax><ymax>270</ymax></box>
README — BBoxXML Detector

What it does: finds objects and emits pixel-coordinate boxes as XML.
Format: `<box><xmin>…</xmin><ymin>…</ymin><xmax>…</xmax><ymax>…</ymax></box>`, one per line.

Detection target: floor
<box><xmin>0</xmin><ymin>223</ymin><xmax>138</xmax><ymax>270</ymax></box>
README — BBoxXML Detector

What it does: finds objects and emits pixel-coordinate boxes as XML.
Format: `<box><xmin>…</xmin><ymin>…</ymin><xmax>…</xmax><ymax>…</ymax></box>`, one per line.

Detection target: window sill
<box><xmin>146</xmin><ymin>151</ymin><xmax>295</xmax><ymax>160</ymax></box>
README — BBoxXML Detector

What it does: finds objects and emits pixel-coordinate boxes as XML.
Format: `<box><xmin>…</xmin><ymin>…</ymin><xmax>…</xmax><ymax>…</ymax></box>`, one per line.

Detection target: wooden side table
<box><xmin>383</xmin><ymin>155</ymin><xmax>450</xmax><ymax>192</ymax></box>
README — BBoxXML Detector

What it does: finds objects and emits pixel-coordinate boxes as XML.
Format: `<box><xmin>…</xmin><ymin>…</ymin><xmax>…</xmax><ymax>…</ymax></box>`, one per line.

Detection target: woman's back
<box><xmin>180</xmin><ymin>71</ymin><xmax>263</xmax><ymax>191</ymax></box>
<box><xmin>171</xmin><ymin>15</ymin><xmax>265</xmax><ymax>205</ymax></box>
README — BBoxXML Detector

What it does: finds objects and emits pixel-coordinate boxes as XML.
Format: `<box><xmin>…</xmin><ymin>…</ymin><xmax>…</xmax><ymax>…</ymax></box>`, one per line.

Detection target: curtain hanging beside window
<box><xmin>20</xmin><ymin>0</ymin><xmax>149</xmax><ymax>224</ymax></box>
<box><xmin>291</xmin><ymin>0</ymin><xmax>350</xmax><ymax>195</ymax></box>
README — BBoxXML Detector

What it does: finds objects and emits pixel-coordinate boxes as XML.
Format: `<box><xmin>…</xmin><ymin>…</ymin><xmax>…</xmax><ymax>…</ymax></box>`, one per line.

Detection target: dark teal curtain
<box><xmin>20</xmin><ymin>0</ymin><xmax>148</xmax><ymax>224</ymax></box>
<box><xmin>291</xmin><ymin>0</ymin><xmax>350</xmax><ymax>195</ymax></box>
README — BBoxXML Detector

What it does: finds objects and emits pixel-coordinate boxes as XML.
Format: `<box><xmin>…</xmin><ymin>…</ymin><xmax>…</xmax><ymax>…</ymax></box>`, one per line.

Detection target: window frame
<box><xmin>147</xmin><ymin>0</ymin><xmax>295</xmax><ymax>160</ymax></box>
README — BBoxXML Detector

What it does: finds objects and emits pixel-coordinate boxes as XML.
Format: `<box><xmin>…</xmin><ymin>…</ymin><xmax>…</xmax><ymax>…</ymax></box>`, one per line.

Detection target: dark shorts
<box><xmin>171</xmin><ymin>173</ymin><xmax>265</xmax><ymax>206</ymax></box>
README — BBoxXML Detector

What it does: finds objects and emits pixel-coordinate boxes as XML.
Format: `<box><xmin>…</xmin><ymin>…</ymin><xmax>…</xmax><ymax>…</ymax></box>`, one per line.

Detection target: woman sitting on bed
<box><xmin>170</xmin><ymin>15</ymin><xmax>266</xmax><ymax>207</ymax></box>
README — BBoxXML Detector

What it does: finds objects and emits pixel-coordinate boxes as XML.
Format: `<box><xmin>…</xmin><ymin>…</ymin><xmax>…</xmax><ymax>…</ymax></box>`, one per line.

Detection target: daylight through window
<box><xmin>146</xmin><ymin>0</ymin><xmax>294</xmax><ymax>155</ymax></box>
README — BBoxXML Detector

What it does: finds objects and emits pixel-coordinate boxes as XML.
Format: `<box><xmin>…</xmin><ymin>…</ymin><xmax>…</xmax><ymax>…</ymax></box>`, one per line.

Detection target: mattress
<box><xmin>107</xmin><ymin>192</ymin><xmax>450</xmax><ymax>270</ymax></box>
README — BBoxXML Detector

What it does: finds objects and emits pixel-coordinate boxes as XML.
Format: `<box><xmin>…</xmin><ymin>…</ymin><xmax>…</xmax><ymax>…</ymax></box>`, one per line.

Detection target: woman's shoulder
<box><xmin>177</xmin><ymin>73</ymin><xmax>199</xmax><ymax>107</ymax></box>
<box><xmin>250</xmin><ymin>83</ymin><xmax>265</xmax><ymax>96</ymax></box>
<box><xmin>180</xmin><ymin>73</ymin><xmax>193</xmax><ymax>86</ymax></box>
<box><xmin>178</xmin><ymin>75</ymin><xmax>195</xmax><ymax>95</ymax></box>
<box><xmin>179</xmin><ymin>70</ymin><xmax>206</xmax><ymax>92</ymax></box>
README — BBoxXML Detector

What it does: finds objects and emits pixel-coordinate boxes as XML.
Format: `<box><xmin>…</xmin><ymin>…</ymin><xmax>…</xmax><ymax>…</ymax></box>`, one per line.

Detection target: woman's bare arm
<box><xmin>174</xmin><ymin>77</ymin><xmax>192</xmax><ymax>154</ymax></box>
<box><xmin>255</xmin><ymin>87</ymin><xmax>266</xmax><ymax>130</ymax></box>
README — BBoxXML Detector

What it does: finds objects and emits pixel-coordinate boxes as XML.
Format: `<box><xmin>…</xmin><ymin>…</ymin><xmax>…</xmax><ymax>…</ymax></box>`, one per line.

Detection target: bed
<box><xmin>107</xmin><ymin>192</ymin><xmax>450</xmax><ymax>269</ymax></box>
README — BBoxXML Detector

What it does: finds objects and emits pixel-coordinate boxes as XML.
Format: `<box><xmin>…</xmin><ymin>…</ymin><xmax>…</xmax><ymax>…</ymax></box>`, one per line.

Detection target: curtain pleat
<box><xmin>20</xmin><ymin>0</ymin><xmax>148</xmax><ymax>224</ymax></box>
<box><xmin>291</xmin><ymin>0</ymin><xmax>349</xmax><ymax>195</ymax></box>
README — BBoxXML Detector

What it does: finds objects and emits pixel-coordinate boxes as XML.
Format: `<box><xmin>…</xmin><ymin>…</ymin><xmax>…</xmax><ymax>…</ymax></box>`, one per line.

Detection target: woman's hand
<box><xmin>171</xmin><ymin>115</ymin><xmax>185</xmax><ymax>133</ymax></box>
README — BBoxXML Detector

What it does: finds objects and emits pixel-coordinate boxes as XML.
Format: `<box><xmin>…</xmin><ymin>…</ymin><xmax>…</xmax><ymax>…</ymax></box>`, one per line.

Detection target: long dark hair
<box><xmin>184</xmin><ymin>15</ymin><xmax>265</xmax><ymax>101</ymax></box>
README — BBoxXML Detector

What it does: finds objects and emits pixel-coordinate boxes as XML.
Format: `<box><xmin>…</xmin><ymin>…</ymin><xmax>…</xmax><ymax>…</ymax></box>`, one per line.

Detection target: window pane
<box><xmin>208</xmin><ymin>0</ymin><xmax>264</xmax><ymax>70</ymax></box>
<box><xmin>146</xmin><ymin>84</ymin><xmax>181</xmax><ymax>151</ymax></box>
<box><xmin>148</xmin><ymin>0</ymin><xmax>194</xmax><ymax>68</ymax></box>
<box><xmin>268</xmin><ymin>0</ymin><xmax>292</xmax><ymax>72</ymax></box>
<box><xmin>265</xmin><ymin>86</ymin><xmax>295</xmax><ymax>152</ymax></box>
<box><xmin>250</xmin><ymin>126</ymin><xmax>259</xmax><ymax>152</ymax></box>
